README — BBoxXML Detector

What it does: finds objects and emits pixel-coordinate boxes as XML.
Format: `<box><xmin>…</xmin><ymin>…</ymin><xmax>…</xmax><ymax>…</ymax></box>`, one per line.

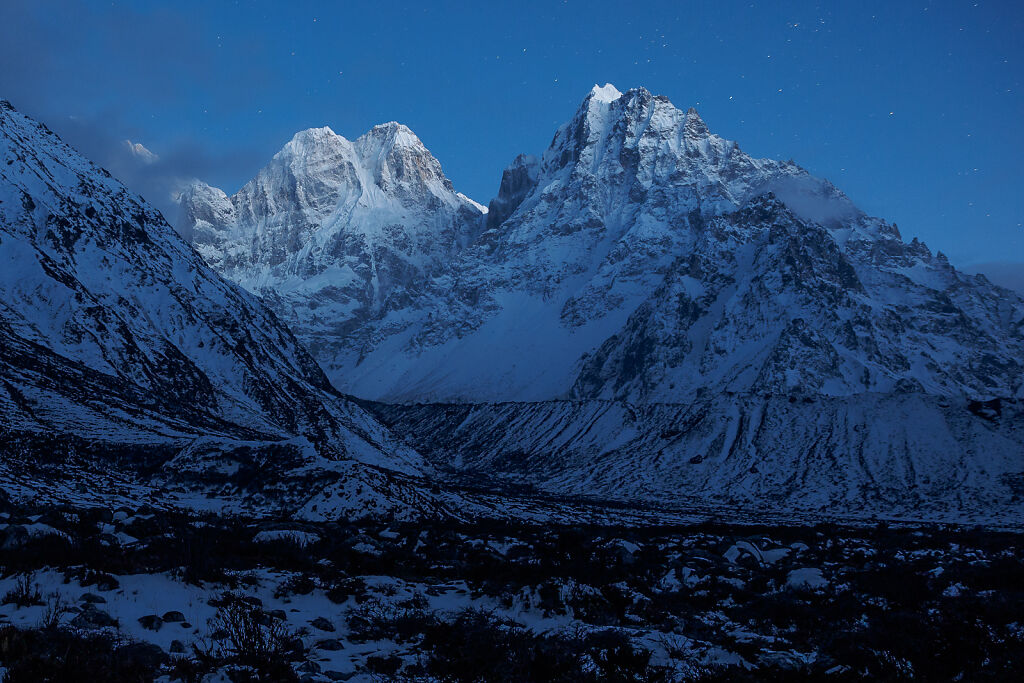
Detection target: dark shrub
<box><xmin>325</xmin><ymin>576</ymin><xmax>368</xmax><ymax>604</ymax></box>
<box><xmin>0</xmin><ymin>625</ymin><xmax>161</xmax><ymax>682</ymax></box>
<box><xmin>197</xmin><ymin>598</ymin><xmax>305</xmax><ymax>681</ymax></box>
<box><xmin>273</xmin><ymin>572</ymin><xmax>316</xmax><ymax>599</ymax></box>
<box><xmin>1</xmin><ymin>573</ymin><xmax>42</xmax><ymax>607</ymax></box>
<box><xmin>365</xmin><ymin>653</ymin><xmax>403</xmax><ymax>676</ymax></box>
<box><xmin>346</xmin><ymin>594</ymin><xmax>432</xmax><ymax>643</ymax></box>
<box><xmin>419</xmin><ymin>609</ymin><xmax>670</xmax><ymax>682</ymax></box>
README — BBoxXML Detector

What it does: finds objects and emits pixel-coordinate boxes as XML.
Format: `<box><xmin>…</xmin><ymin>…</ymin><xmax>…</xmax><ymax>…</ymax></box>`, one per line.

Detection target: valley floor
<box><xmin>0</xmin><ymin>501</ymin><xmax>1021</xmax><ymax>681</ymax></box>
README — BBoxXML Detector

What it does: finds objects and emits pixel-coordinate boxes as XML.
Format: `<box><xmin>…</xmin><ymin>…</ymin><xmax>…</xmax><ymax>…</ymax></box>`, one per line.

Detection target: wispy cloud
<box><xmin>43</xmin><ymin>111</ymin><xmax>263</xmax><ymax>229</ymax></box>
<box><xmin>0</xmin><ymin>0</ymin><xmax>265</xmax><ymax>231</ymax></box>
<box><xmin>124</xmin><ymin>140</ymin><xmax>159</xmax><ymax>165</ymax></box>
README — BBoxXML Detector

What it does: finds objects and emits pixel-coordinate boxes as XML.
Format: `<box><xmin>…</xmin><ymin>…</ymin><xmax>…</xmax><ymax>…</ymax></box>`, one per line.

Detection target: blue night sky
<box><xmin>1</xmin><ymin>0</ymin><xmax>1021</xmax><ymax>270</ymax></box>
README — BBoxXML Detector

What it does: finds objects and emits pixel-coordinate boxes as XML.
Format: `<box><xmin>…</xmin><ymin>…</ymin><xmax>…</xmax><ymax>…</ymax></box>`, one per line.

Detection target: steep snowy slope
<box><xmin>177</xmin><ymin>122</ymin><xmax>485</xmax><ymax>370</ymax></box>
<box><xmin>297</xmin><ymin>84</ymin><xmax>1021</xmax><ymax>403</ymax></box>
<box><xmin>0</xmin><ymin>100</ymin><xmax>419</xmax><ymax>472</ymax></box>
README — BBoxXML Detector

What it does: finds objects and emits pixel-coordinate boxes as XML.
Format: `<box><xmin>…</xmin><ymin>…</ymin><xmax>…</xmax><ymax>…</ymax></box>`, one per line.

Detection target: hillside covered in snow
<box><xmin>0</xmin><ymin>100</ymin><xmax>447</xmax><ymax>519</ymax></box>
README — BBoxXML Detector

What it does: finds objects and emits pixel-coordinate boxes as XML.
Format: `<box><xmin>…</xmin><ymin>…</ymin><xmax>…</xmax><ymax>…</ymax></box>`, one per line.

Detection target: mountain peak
<box><xmin>289</xmin><ymin>125</ymin><xmax>339</xmax><ymax>142</ymax></box>
<box><xmin>362</xmin><ymin>121</ymin><xmax>422</xmax><ymax>149</ymax></box>
<box><xmin>175</xmin><ymin>178</ymin><xmax>226</xmax><ymax>206</ymax></box>
<box><xmin>588</xmin><ymin>83</ymin><xmax>623</xmax><ymax>103</ymax></box>
<box><xmin>278</xmin><ymin>126</ymin><xmax>347</xmax><ymax>160</ymax></box>
<box><xmin>177</xmin><ymin>111</ymin><xmax>484</xmax><ymax>345</ymax></box>
<box><xmin>684</xmin><ymin>107</ymin><xmax>710</xmax><ymax>136</ymax></box>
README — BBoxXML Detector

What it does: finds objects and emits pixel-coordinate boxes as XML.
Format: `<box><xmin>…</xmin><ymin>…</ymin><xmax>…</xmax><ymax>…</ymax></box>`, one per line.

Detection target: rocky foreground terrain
<box><xmin>0</xmin><ymin>500</ymin><xmax>1021</xmax><ymax>681</ymax></box>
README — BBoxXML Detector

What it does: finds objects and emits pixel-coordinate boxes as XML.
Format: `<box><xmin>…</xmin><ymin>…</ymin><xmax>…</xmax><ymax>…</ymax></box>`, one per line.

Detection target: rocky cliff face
<box><xmin>570</xmin><ymin>193</ymin><xmax>1024</xmax><ymax>402</ymax></box>
<box><xmin>484</xmin><ymin>153</ymin><xmax>539</xmax><ymax>231</ymax></box>
<box><xmin>0</xmin><ymin>100</ymin><xmax>420</xmax><ymax>474</ymax></box>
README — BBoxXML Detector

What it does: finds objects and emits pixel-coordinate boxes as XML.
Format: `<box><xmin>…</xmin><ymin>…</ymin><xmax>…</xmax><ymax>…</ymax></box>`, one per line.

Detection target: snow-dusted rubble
<box><xmin>0</xmin><ymin>504</ymin><xmax>1019</xmax><ymax>680</ymax></box>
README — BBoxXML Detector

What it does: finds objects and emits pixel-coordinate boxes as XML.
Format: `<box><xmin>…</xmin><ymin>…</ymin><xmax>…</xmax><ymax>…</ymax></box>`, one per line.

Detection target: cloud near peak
<box><xmin>123</xmin><ymin>139</ymin><xmax>158</xmax><ymax>164</ymax></box>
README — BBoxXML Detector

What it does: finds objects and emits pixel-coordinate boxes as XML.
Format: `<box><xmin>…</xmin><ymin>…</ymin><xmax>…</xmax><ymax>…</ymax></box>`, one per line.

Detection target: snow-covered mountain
<box><xmin>170</xmin><ymin>85</ymin><xmax>1024</xmax><ymax>522</ymax></box>
<box><xmin>186</xmin><ymin>84</ymin><xmax>1021</xmax><ymax>403</ymax></box>
<box><xmin>177</xmin><ymin>122</ymin><xmax>485</xmax><ymax>370</ymax></box>
<box><xmin>0</xmin><ymin>100</ymin><xmax>420</xmax><ymax>475</ymax></box>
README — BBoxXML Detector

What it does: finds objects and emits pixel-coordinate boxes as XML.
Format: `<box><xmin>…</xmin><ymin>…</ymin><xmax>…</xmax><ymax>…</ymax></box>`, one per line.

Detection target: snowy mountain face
<box><xmin>0</xmin><ymin>100</ymin><xmax>420</xmax><ymax>474</ymax></box>
<box><xmin>177</xmin><ymin>123</ymin><xmax>485</xmax><ymax>370</ymax></box>
<box><xmin>192</xmin><ymin>84</ymin><xmax>1020</xmax><ymax>403</ymax></box>
<box><xmin>571</xmin><ymin>194</ymin><xmax>1024</xmax><ymax>401</ymax></box>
